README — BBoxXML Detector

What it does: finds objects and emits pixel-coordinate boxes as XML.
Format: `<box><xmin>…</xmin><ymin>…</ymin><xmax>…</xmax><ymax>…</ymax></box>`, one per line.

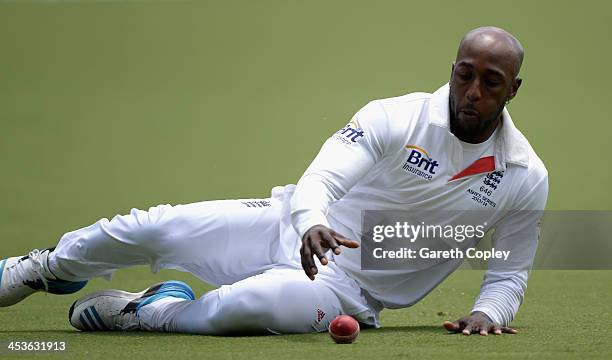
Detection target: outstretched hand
<box><xmin>300</xmin><ymin>225</ymin><xmax>359</xmax><ymax>280</ymax></box>
<box><xmin>443</xmin><ymin>312</ymin><xmax>518</xmax><ymax>336</ymax></box>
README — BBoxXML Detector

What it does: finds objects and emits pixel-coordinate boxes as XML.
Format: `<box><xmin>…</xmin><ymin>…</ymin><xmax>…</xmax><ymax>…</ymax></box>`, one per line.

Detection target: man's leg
<box><xmin>52</xmin><ymin>198</ymin><xmax>283</xmax><ymax>284</ymax></box>
<box><xmin>71</xmin><ymin>268</ymin><xmax>344</xmax><ymax>334</ymax></box>
<box><xmin>1</xmin><ymin>197</ymin><xmax>283</xmax><ymax>306</ymax></box>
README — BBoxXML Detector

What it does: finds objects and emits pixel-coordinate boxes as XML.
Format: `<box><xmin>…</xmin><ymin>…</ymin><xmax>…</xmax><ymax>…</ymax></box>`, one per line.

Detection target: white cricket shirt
<box><xmin>285</xmin><ymin>83</ymin><xmax>548</xmax><ymax>326</ymax></box>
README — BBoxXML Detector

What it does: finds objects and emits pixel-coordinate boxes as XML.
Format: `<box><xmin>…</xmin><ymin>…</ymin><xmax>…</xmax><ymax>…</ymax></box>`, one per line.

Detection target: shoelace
<box><xmin>6</xmin><ymin>249</ymin><xmax>49</xmax><ymax>292</ymax></box>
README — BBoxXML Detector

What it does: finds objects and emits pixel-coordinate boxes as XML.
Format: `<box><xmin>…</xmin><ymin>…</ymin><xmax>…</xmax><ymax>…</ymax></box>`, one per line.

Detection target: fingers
<box><xmin>333</xmin><ymin>231</ymin><xmax>360</xmax><ymax>249</ymax></box>
<box><xmin>488</xmin><ymin>323</ymin><xmax>503</xmax><ymax>335</ymax></box>
<box><xmin>311</xmin><ymin>240</ymin><xmax>328</xmax><ymax>266</ymax></box>
<box><xmin>483</xmin><ymin>325</ymin><xmax>517</xmax><ymax>335</ymax></box>
<box><xmin>444</xmin><ymin>318</ymin><xmax>517</xmax><ymax>336</ymax></box>
<box><xmin>477</xmin><ymin>323</ymin><xmax>501</xmax><ymax>336</ymax></box>
<box><xmin>462</xmin><ymin>323</ymin><xmax>474</xmax><ymax>336</ymax></box>
<box><xmin>299</xmin><ymin>226</ymin><xmax>359</xmax><ymax>281</ymax></box>
<box><xmin>443</xmin><ymin>317</ymin><xmax>477</xmax><ymax>336</ymax></box>
<box><xmin>320</xmin><ymin>231</ymin><xmax>340</xmax><ymax>259</ymax></box>
<box><xmin>299</xmin><ymin>229</ymin><xmax>333</xmax><ymax>280</ymax></box>
<box><xmin>442</xmin><ymin>321</ymin><xmax>459</xmax><ymax>332</ymax></box>
<box><xmin>473</xmin><ymin>326</ymin><xmax>516</xmax><ymax>336</ymax></box>
<box><xmin>299</xmin><ymin>244</ymin><xmax>317</xmax><ymax>281</ymax></box>
<box><xmin>501</xmin><ymin>326</ymin><xmax>518</xmax><ymax>334</ymax></box>
<box><xmin>329</xmin><ymin>230</ymin><xmax>350</xmax><ymax>242</ymax></box>
<box><xmin>462</xmin><ymin>324</ymin><xmax>487</xmax><ymax>336</ymax></box>
<box><xmin>443</xmin><ymin>318</ymin><xmax>468</xmax><ymax>333</ymax></box>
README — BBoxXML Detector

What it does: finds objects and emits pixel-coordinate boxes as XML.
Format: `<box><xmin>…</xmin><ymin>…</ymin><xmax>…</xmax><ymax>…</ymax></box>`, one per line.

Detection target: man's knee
<box><xmin>207</xmin><ymin>286</ymin><xmax>276</xmax><ymax>333</ymax></box>
<box><xmin>104</xmin><ymin>205</ymin><xmax>178</xmax><ymax>250</ymax></box>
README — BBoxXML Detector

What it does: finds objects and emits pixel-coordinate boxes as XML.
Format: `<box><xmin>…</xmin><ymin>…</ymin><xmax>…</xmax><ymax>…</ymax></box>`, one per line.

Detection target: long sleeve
<box><xmin>290</xmin><ymin>100</ymin><xmax>394</xmax><ymax>240</ymax></box>
<box><xmin>471</xmin><ymin>171</ymin><xmax>549</xmax><ymax>326</ymax></box>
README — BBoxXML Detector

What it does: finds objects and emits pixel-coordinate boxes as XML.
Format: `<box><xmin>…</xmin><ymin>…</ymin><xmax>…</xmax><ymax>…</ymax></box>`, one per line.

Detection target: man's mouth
<box><xmin>459</xmin><ymin>109</ymin><xmax>479</xmax><ymax>117</ymax></box>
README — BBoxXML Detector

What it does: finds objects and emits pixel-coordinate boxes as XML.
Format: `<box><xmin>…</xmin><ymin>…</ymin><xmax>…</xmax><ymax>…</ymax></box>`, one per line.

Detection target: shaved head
<box><xmin>457</xmin><ymin>26</ymin><xmax>524</xmax><ymax>78</ymax></box>
<box><xmin>449</xmin><ymin>27</ymin><xmax>525</xmax><ymax>143</ymax></box>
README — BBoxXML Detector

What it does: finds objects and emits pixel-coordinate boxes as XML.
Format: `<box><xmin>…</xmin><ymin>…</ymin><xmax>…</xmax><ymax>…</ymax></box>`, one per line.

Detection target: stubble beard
<box><xmin>449</xmin><ymin>91</ymin><xmax>505</xmax><ymax>142</ymax></box>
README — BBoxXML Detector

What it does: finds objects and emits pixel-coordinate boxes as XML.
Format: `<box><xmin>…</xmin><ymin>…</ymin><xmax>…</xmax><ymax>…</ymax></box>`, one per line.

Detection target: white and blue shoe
<box><xmin>0</xmin><ymin>248</ymin><xmax>88</xmax><ymax>307</ymax></box>
<box><xmin>69</xmin><ymin>281</ymin><xmax>195</xmax><ymax>331</ymax></box>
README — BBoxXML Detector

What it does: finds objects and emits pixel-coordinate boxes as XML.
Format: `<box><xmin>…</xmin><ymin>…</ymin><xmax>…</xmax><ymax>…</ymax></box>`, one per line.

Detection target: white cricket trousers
<box><xmin>47</xmin><ymin>195</ymin><xmax>374</xmax><ymax>334</ymax></box>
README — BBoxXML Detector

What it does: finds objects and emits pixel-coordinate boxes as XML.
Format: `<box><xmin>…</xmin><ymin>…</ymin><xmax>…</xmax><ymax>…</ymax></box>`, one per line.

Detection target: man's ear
<box><xmin>450</xmin><ymin>62</ymin><xmax>456</xmax><ymax>80</ymax></box>
<box><xmin>508</xmin><ymin>77</ymin><xmax>522</xmax><ymax>100</ymax></box>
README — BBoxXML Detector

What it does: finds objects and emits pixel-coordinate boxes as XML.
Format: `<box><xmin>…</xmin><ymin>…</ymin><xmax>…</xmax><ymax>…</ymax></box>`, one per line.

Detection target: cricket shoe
<box><xmin>69</xmin><ymin>280</ymin><xmax>195</xmax><ymax>331</ymax></box>
<box><xmin>0</xmin><ymin>248</ymin><xmax>88</xmax><ymax>307</ymax></box>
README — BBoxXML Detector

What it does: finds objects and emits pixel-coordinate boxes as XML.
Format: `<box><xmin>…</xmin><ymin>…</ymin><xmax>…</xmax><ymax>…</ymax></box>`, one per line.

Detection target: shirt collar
<box><xmin>428</xmin><ymin>83</ymin><xmax>530</xmax><ymax>169</ymax></box>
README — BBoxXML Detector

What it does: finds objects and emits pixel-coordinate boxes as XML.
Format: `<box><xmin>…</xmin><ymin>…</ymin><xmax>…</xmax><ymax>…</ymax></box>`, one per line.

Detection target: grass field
<box><xmin>1</xmin><ymin>0</ymin><xmax>611</xmax><ymax>359</ymax></box>
<box><xmin>1</xmin><ymin>269</ymin><xmax>610</xmax><ymax>359</ymax></box>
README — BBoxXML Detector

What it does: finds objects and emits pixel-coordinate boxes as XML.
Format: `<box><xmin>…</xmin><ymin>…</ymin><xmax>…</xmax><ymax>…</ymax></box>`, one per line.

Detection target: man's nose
<box><xmin>466</xmin><ymin>79</ymin><xmax>482</xmax><ymax>102</ymax></box>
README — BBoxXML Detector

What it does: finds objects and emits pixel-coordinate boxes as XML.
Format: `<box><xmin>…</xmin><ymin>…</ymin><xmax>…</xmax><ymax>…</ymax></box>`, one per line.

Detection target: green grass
<box><xmin>1</xmin><ymin>0</ymin><xmax>611</xmax><ymax>358</ymax></box>
<box><xmin>1</xmin><ymin>269</ymin><xmax>610</xmax><ymax>359</ymax></box>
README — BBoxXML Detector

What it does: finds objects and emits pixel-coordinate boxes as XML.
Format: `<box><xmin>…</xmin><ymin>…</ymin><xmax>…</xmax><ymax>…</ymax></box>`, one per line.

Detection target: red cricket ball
<box><xmin>328</xmin><ymin>315</ymin><xmax>360</xmax><ymax>344</ymax></box>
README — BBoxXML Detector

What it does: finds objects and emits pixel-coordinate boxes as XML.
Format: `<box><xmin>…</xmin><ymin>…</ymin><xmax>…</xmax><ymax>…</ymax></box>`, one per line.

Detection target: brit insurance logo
<box><xmin>402</xmin><ymin>145</ymin><xmax>440</xmax><ymax>181</ymax></box>
<box><xmin>332</xmin><ymin>119</ymin><xmax>365</xmax><ymax>145</ymax></box>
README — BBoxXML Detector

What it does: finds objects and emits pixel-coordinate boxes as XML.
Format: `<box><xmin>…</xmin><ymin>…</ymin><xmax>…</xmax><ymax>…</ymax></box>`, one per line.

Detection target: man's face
<box><xmin>449</xmin><ymin>43</ymin><xmax>520</xmax><ymax>138</ymax></box>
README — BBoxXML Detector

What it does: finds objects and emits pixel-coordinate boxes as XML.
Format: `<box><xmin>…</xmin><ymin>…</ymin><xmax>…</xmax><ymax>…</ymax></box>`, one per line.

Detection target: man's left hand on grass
<box><xmin>443</xmin><ymin>311</ymin><xmax>518</xmax><ymax>336</ymax></box>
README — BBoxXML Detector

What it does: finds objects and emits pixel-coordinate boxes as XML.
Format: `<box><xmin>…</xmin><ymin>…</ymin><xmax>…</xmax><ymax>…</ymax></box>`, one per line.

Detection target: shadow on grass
<box><xmin>0</xmin><ymin>330</ymin><xmax>75</xmax><ymax>335</ymax></box>
<box><xmin>0</xmin><ymin>325</ymin><xmax>452</xmax><ymax>339</ymax></box>
<box><xmin>0</xmin><ymin>329</ymin><xmax>199</xmax><ymax>338</ymax></box>
<box><xmin>280</xmin><ymin>325</ymin><xmax>450</xmax><ymax>343</ymax></box>
<box><xmin>364</xmin><ymin>325</ymin><xmax>445</xmax><ymax>334</ymax></box>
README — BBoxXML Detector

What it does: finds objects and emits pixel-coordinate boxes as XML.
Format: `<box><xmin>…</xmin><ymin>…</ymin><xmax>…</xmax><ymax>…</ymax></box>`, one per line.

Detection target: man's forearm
<box><xmin>471</xmin><ymin>274</ymin><xmax>527</xmax><ymax>326</ymax></box>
